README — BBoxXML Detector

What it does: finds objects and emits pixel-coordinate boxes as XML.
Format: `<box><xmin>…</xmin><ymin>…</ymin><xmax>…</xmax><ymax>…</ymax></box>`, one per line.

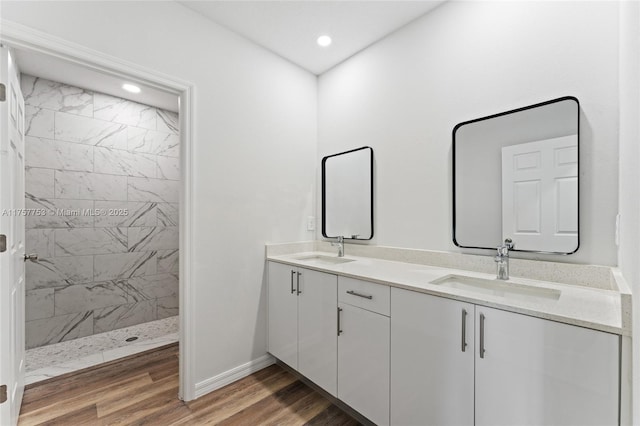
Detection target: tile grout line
<box><xmin>25</xmin><ymin>318</ymin><xmax>179</xmax><ymax>382</ymax></box>
<box><xmin>23</xmin><ymin>75</ymin><xmax>180</xmax><ymax>351</ymax></box>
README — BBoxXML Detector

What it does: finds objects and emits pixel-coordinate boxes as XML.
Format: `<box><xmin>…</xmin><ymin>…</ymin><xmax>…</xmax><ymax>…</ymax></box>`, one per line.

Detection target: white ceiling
<box><xmin>14</xmin><ymin>49</ymin><xmax>180</xmax><ymax>112</ymax></box>
<box><xmin>179</xmin><ymin>1</ymin><xmax>445</xmax><ymax>75</ymax></box>
<box><xmin>13</xmin><ymin>1</ymin><xmax>444</xmax><ymax>105</ymax></box>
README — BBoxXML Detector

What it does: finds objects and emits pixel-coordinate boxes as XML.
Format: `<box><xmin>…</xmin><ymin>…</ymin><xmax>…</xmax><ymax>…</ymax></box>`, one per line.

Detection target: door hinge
<box><xmin>0</xmin><ymin>384</ymin><xmax>7</xmax><ymax>404</ymax></box>
<box><xmin>0</xmin><ymin>234</ymin><xmax>6</xmax><ymax>253</ymax></box>
<box><xmin>0</xmin><ymin>83</ymin><xmax>5</xmax><ymax>102</ymax></box>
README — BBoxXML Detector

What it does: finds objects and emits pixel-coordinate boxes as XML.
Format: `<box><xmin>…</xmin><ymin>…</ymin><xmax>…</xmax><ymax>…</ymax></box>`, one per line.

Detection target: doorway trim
<box><xmin>0</xmin><ymin>20</ymin><xmax>196</xmax><ymax>400</ymax></box>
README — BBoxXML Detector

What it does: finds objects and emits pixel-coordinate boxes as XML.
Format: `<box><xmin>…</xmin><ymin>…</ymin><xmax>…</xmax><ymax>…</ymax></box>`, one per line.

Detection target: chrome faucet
<box><xmin>331</xmin><ymin>236</ymin><xmax>345</xmax><ymax>257</ymax></box>
<box><xmin>495</xmin><ymin>238</ymin><xmax>514</xmax><ymax>280</ymax></box>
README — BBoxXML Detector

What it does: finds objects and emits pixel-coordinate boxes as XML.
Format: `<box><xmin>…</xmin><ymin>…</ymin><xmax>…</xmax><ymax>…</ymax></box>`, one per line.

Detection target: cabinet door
<box><xmin>298</xmin><ymin>267</ymin><xmax>338</xmax><ymax>396</ymax></box>
<box><xmin>475</xmin><ymin>306</ymin><xmax>619</xmax><ymax>426</ymax></box>
<box><xmin>390</xmin><ymin>288</ymin><xmax>475</xmax><ymax>426</ymax></box>
<box><xmin>267</xmin><ymin>262</ymin><xmax>298</xmax><ymax>369</ymax></box>
<box><xmin>338</xmin><ymin>302</ymin><xmax>390</xmax><ymax>426</ymax></box>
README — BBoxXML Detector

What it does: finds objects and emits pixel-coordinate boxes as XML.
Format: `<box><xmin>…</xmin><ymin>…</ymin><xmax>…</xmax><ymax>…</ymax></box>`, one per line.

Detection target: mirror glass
<box><xmin>453</xmin><ymin>97</ymin><xmax>579</xmax><ymax>254</ymax></box>
<box><xmin>322</xmin><ymin>146</ymin><xmax>374</xmax><ymax>240</ymax></box>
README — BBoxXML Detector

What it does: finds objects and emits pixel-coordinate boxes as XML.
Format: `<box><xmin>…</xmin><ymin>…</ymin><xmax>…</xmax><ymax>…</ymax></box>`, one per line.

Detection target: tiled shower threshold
<box><xmin>25</xmin><ymin>316</ymin><xmax>179</xmax><ymax>385</ymax></box>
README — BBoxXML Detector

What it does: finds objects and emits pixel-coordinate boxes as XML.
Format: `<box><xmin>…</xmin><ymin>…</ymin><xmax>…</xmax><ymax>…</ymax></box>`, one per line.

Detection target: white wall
<box><xmin>618</xmin><ymin>1</ymin><xmax>640</xmax><ymax>422</ymax></box>
<box><xmin>1</xmin><ymin>1</ymin><xmax>317</xmax><ymax>391</ymax></box>
<box><xmin>2</xmin><ymin>0</ymin><xmax>632</xmax><ymax>406</ymax></box>
<box><xmin>318</xmin><ymin>1</ymin><xmax>620</xmax><ymax>266</ymax></box>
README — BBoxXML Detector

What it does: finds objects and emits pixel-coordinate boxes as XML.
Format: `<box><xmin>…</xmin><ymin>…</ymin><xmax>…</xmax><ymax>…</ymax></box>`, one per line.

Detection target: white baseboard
<box><xmin>194</xmin><ymin>354</ymin><xmax>276</xmax><ymax>399</ymax></box>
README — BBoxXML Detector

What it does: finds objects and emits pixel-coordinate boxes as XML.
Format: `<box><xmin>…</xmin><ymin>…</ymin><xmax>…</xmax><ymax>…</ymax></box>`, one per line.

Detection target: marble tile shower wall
<box><xmin>21</xmin><ymin>75</ymin><xmax>179</xmax><ymax>349</ymax></box>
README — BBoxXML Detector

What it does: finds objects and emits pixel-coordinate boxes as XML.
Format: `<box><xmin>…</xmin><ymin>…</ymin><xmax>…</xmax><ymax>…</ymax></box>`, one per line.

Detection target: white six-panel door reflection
<box><xmin>501</xmin><ymin>135</ymin><xmax>578</xmax><ymax>253</ymax></box>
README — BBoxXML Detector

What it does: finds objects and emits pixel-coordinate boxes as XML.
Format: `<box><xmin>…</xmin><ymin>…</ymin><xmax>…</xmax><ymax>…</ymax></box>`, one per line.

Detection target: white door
<box><xmin>501</xmin><ymin>135</ymin><xmax>578</xmax><ymax>252</ymax></box>
<box><xmin>338</xmin><ymin>302</ymin><xmax>389</xmax><ymax>426</ymax></box>
<box><xmin>390</xmin><ymin>288</ymin><xmax>474</xmax><ymax>426</ymax></box>
<box><xmin>475</xmin><ymin>307</ymin><xmax>619</xmax><ymax>426</ymax></box>
<box><xmin>267</xmin><ymin>262</ymin><xmax>298</xmax><ymax>369</ymax></box>
<box><xmin>297</xmin><ymin>268</ymin><xmax>337</xmax><ymax>396</ymax></box>
<box><xmin>0</xmin><ymin>46</ymin><xmax>26</xmax><ymax>426</ymax></box>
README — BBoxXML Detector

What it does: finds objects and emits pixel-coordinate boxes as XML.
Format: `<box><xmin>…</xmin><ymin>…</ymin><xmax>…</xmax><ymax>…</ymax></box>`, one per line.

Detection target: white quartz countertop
<box><xmin>267</xmin><ymin>251</ymin><xmax>626</xmax><ymax>335</ymax></box>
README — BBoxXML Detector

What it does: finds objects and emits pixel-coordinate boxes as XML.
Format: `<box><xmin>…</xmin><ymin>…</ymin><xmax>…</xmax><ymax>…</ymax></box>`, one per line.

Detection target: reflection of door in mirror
<box><xmin>452</xmin><ymin>96</ymin><xmax>579</xmax><ymax>254</ymax></box>
<box><xmin>501</xmin><ymin>135</ymin><xmax>578</xmax><ymax>253</ymax></box>
<box><xmin>322</xmin><ymin>147</ymin><xmax>374</xmax><ymax>240</ymax></box>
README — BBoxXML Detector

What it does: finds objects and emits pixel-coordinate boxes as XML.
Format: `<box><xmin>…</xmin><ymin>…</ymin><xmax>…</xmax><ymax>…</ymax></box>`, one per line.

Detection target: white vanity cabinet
<box><xmin>391</xmin><ymin>287</ymin><xmax>620</xmax><ymax>426</ymax></box>
<box><xmin>267</xmin><ymin>261</ymin><xmax>299</xmax><ymax>369</ymax></box>
<box><xmin>267</xmin><ymin>261</ymin><xmax>337</xmax><ymax>396</ymax></box>
<box><xmin>475</xmin><ymin>306</ymin><xmax>619</xmax><ymax>426</ymax></box>
<box><xmin>337</xmin><ymin>277</ymin><xmax>390</xmax><ymax>426</ymax></box>
<box><xmin>391</xmin><ymin>287</ymin><xmax>475</xmax><ymax>426</ymax></box>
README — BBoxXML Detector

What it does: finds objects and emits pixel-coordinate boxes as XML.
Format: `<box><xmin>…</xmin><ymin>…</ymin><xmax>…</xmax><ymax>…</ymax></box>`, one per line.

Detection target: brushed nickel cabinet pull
<box><xmin>346</xmin><ymin>290</ymin><xmax>373</xmax><ymax>300</ymax></box>
<box><xmin>461</xmin><ymin>309</ymin><xmax>468</xmax><ymax>352</ymax></box>
<box><xmin>290</xmin><ymin>270</ymin><xmax>296</xmax><ymax>294</ymax></box>
<box><xmin>337</xmin><ymin>307</ymin><xmax>343</xmax><ymax>336</ymax></box>
<box><xmin>296</xmin><ymin>271</ymin><xmax>302</xmax><ymax>295</ymax></box>
<box><xmin>479</xmin><ymin>313</ymin><xmax>486</xmax><ymax>359</ymax></box>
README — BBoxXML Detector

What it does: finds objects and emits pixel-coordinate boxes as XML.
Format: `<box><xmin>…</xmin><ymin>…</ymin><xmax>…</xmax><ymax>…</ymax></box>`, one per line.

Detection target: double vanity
<box><xmin>270</xmin><ymin>96</ymin><xmax>629</xmax><ymax>425</ymax></box>
<box><xmin>266</xmin><ymin>244</ymin><xmax>629</xmax><ymax>426</ymax></box>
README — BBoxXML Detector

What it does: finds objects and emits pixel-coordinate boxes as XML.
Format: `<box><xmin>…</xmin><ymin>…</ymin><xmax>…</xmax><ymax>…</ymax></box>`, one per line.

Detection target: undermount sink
<box><xmin>430</xmin><ymin>274</ymin><xmax>561</xmax><ymax>301</ymax></box>
<box><xmin>294</xmin><ymin>254</ymin><xmax>356</xmax><ymax>265</ymax></box>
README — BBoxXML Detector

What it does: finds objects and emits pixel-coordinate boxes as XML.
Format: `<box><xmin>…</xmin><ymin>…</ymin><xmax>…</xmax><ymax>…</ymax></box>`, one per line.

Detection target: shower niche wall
<box><xmin>22</xmin><ymin>75</ymin><xmax>180</xmax><ymax>350</ymax></box>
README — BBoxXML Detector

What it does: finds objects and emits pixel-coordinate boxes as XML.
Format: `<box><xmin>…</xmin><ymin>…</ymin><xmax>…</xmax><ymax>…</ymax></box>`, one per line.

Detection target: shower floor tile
<box><xmin>25</xmin><ymin>316</ymin><xmax>178</xmax><ymax>385</ymax></box>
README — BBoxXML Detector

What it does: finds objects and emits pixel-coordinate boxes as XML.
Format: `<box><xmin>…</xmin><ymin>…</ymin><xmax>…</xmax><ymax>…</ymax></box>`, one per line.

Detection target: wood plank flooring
<box><xmin>18</xmin><ymin>343</ymin><xmax>361</xmax><ymax>425</ymax></box>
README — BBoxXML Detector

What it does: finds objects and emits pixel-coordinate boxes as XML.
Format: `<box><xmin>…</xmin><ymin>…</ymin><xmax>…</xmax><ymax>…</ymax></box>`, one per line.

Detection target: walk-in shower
<box><xmin>22</xmin><ymin>75</ymin><xmax>180</xmax><ymax>382</ymax></box>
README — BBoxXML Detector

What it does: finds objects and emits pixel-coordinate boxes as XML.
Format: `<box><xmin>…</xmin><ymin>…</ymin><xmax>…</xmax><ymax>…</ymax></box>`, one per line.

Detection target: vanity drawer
<box><xmin>338</xmin><ymin>277</ymin><xmax>390</xmax><ymax>316</ymax></box>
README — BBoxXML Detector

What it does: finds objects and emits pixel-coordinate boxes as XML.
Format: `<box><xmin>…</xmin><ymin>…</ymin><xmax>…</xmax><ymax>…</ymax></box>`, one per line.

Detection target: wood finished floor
<box><xmin>18</xmin><ymin>343</ymin><xmax>361</xmax><ymax>426</ymax></box>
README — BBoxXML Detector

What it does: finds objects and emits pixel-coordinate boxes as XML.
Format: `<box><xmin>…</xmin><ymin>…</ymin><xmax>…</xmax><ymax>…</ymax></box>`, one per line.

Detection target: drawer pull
<box><xmin>346</xmin><ymin>290</ymin><xmax>373</xmax><ymax>300</ymax></box>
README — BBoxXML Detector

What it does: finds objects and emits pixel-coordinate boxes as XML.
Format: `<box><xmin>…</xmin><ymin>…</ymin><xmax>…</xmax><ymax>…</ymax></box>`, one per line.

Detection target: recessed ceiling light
<box><xmin>317</xmin><ymin>35</ymin><xmax>332</xmax><ymax>47</ymax></box>
<box><xmin>122</xmin><ymin>83</ymin><xmax>141</xmax><ymax>94</ymax></box>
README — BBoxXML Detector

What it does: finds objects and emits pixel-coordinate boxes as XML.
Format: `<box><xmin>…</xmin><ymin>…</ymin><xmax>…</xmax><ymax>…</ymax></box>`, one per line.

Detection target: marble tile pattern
<box><xmin>156</xmin><ymin>155</ymin><xmax>180</xmax><ymax>180</ymax></box>
<box><xmin>93</xmin><ymin>300</ymin><xmax>157</xmax><ymax>334</ymax></box>
<box><xmin>157</xmin><ymin>203</ymin><xmax>179</xmax><ymax>226</ymax></box>
<box><xmin>26</xmin><ymin>136</ymin><xmax>94</xmax><ymax>172</ymax></box>
<box><xmin>128</xmin><ymin>127</ymin><xmax>180</xmax><ymax>157</ymax></box>
<box><xmin>26</xmin><ymin>167</ymin><xmax>55</xmax><ymax>199</ymax></box>
<box><xmin>93</xmin><ymin>251</ymin><xmax>157</xmax><ymax>281</ymax></box>
<box><xmin>55</xmin><ymin>111</ymin><xmax>128</xmax><ymax>149</ymax></box>
<box><xmin>22</xmin><ymin>75</ymin><xmax>180</xmax><ymax>349</ymax></box>
<box><xmin>22</xmin><ymin>75</ymin><xmax>93</xmax><ymax>117</ymax></box>
<box><xmin>26</xmin><ymin>229</ymin><xmax>55</xmax><ymax>258</ymax></box>
<box><xmin>25</xmin><ymin>316</ymin><xmax>178</xmax><ymax>384</ymax></box>
<box><xmin>127</xmin><ymin>177</ymin><xmax>179</xmax><ymax>203</ymax></box>
<box><xmin>128</xmin><ymin>226</ymin><xmax>179</xmax><ymax>252</ymax></box>
<box><xmin>26</xmin><ymin>288</ymin><xmax>55</xmax><ymax>321</ymax></box>
<box><xmin>25</xmin><ymin>105</ymin><xmax>54</xmax><ymax>139</ymax></box>
<box><xmin>54</xmin><ymin>170</ymin><xmax>128</xmax><ymax>201</ymax></box>
<box><xmin>157</xmin><ymin>249</ymin><xmax>179</xmax><ymax>274</ymax></box>
<box><xmin>25</xmin><ymin>197</ymin><xmax>94</xmax><ymax>229</ymax></box>
<box><xmin>54</xmin><ymin>228</ymin><xmax>128</xmax><ymax>256</ymax></box>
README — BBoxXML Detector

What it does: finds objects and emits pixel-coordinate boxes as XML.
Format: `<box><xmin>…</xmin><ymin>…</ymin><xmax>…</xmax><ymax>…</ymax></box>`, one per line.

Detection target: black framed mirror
<box><xmin>453</xmin><ymin>96</ymin><xmax>579</xmax><ymax>254</ymax></box>
<box><xmin>322</xmin><ymin>146</ymin><xmax>374</xmax><ymax>240</ymax></box>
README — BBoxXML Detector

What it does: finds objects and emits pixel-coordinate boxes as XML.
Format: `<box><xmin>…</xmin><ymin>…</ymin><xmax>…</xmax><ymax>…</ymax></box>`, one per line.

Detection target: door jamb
<box><xmin>0</xmin><ymin>20</ymin><xmax>196</xmax><ymax>401</ymax></box>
